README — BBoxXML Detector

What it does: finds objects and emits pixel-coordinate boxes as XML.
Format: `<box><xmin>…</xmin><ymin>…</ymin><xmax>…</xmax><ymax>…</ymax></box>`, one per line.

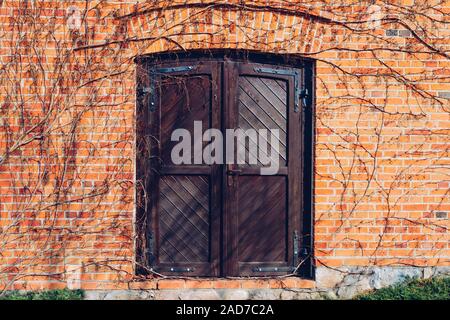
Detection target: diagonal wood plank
<box><xmin>159</xmin><ymin>175</ymin><xmax>210</xmax><ymax>263</ymax></box>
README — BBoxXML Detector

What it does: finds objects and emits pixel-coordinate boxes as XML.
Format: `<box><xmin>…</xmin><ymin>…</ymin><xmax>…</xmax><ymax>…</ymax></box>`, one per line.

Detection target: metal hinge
<box><xmin>254</xmin><ymin>66</ymin><xmax>301</xmax><ymax>112</ymax></box>
<box><xmin>146</xmin><ymin>231</ymin><xmax>156</xmax><ymax>267</ymax></box>
<box><xmin>138</xmin><ymin>71</ymin><xmax>157</xmax><ymax>112</ymax></box>
<box><xmin>300</xmin><ymin>88</ymin><xmax>310</xmax><ymax>110</ymax></box>
<box><xmin>293</xmin><ymin>230</ymin><xmax>299</xmax><ymax>269</ymax></box>
<box><xmin>300</xmin><ymin>247</ymin><xmax>309</xmax><ymax>258</ymax></box>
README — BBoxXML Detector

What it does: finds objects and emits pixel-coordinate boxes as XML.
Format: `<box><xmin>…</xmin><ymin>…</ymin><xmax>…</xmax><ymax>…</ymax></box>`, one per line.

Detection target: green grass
<box><xmin>355</xmin><ymin>276</ymin><xmax>450</xmax><ymax>300</ymax></box>
<box><xmin>0</xmin><ymin>289</ymin><xmax>84</xmax><ymax>300</ymax></box>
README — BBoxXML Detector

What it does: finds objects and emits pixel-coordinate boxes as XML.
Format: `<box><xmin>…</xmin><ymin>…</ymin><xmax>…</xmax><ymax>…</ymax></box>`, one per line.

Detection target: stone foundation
<box><xmin>83</xmin><ymin>266</ymin><xmax>450</xmax><ymax>300</ymax></box>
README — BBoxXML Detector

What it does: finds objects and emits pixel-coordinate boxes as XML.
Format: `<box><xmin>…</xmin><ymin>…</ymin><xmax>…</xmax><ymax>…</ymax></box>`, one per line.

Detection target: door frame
<box><xmin>135</xmin><ymin>50</ymin><xmax>316</xmax><ymax>279</ymax></box>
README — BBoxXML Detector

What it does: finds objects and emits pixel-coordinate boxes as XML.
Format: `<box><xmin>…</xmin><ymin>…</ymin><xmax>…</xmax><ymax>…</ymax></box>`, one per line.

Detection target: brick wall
<box><xmin>0</xmin><ymin>0</ymin><xmax>448</xmax><ymax>295</ymax></box>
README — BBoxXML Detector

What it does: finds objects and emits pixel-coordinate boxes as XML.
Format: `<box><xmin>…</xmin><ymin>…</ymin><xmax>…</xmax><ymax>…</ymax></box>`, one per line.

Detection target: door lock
<box><xmin>226</xmin><ymin>169</ymin><xmax>242</xmax><ymax>176</ymax></box>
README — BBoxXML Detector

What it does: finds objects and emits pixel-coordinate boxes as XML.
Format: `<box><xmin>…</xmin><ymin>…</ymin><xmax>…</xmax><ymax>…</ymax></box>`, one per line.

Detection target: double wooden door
<box><xmin>137</xmin><ymin>58</ymin><xmax>310</xmax><ymax>277</ymax></box>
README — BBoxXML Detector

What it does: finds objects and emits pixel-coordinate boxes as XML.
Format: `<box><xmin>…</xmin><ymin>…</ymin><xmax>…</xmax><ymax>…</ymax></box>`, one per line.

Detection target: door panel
<box><xmin>160</xmin><ymin>75</ymin><xmax>211</xmax><ymax>166</ymax></box>
<box><xmin>237</xmin><ymin>176</ymin><xmax>287</xmax><ymax>263</ymax></box>
<box><xmin>159</xmin><ymin>175</ymin><xmax>210</xmax><ymax>263</ymax></box>
<box><xmin>237</xmin><ymin>76</ymin><xmax>288</xmax><ymax>167</ymax></box>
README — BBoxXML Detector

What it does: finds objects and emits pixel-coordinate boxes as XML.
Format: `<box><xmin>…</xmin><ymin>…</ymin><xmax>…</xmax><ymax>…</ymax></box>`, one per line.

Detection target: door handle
<box><xmin>226</xmin><ymin>165</ymin><xmax>241</xmax><ymax>186</ymax></box>
<box><xmin>226</xmin><ymin>169</ymin><xmax>242</xmax><ymax>176</ymax></box>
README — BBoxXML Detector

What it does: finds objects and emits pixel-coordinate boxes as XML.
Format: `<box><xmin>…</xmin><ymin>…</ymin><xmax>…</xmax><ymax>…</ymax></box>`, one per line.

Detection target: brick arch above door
<box><xmin>117</xmin><ymin>2</ymin><xmax>327</xmax><ymax>55</ymax></box>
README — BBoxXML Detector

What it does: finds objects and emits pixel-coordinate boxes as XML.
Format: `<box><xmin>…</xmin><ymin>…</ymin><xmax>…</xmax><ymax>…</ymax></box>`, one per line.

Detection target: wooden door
<box><xmin>141</xmin><ymin>62</ymin><xmax>222</xmax><ymax>276</ymax></box>
<box><xmin>137</xmin><ymin>55</ymin><xmax>310</xmax><ymax>278</ymax></box>
<box><xmin>223</xmin><ymin>62</ymin><xmax>303</xmax><ymax>276</ymax></box>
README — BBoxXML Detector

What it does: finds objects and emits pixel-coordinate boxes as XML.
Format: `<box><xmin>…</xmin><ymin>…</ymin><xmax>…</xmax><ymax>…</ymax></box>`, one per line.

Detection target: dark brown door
<box><xmin>223</xmin><ymin>62</ymin><xmax>303</xmax><ymax>276</ymax></box>
<box><xmin>137</xmin><ymin>56</ymin><xmax>309</xmax><ymax>278</ymax></box>
<box><xmin>144</xmin><ymin>62</ymin><xmax>222</xmax><ymax>276</ymax></box>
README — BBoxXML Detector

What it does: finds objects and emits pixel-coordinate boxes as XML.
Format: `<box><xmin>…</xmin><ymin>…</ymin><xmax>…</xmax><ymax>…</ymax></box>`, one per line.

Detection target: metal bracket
<box><xmin>146</xmin><ymin>231</ymin><xmax>156</xmax><ymax>267</ymax></box>
<box><xmin>253</xmin><ymin>266</ymin><xmax>295</xmax><ymax>273</ymax></box>
<box><xmin>143</xmin><ymin>65</ymin><xmax>197</xmax><ymax>112</ymax></box>
<box><xmin>155</xmin><ymin>65</ymin><xmax>196</xmax><ymax>74</ymax></box>
<box><xmin>293</xmin><ymin>230</ymin><xmax>299</xmax><ymax>269</ymax></box>
<box><xmin>254</xmin><ymin>67</ymin><xmax>301</xmax><ymax>112</ymax></box>
<box><xmin>157</xmin><ymin>267</ymin><xmax>195</xmax><ymax>273</ymax></box>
